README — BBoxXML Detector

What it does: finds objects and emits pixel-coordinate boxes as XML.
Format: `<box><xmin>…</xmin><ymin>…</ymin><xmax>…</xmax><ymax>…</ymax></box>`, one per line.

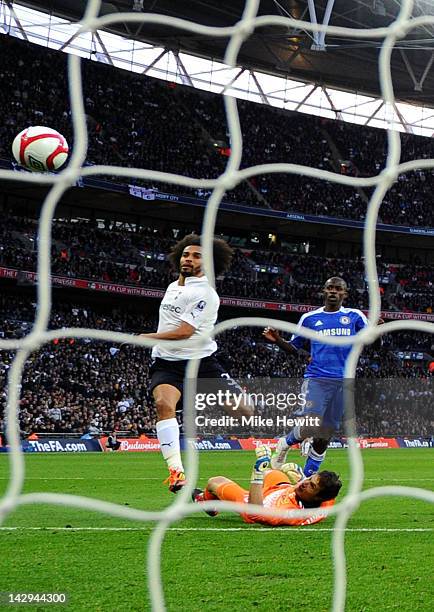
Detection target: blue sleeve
<box><xmin>355</xmin><ymin>310</ymin><xmax>369</xmax><ymax>332</ymax></box>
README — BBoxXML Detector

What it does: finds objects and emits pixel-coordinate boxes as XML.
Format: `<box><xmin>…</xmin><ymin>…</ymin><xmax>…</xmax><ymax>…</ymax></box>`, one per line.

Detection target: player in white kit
<box><xmin>140</xmin><ymin>234</ymin><xmax>250</xmax><ymax>492</ymax></box>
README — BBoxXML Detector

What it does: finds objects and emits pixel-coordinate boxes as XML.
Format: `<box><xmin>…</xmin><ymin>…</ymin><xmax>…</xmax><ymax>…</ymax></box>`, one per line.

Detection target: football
<box><xmin>12</xmin><ymin>126</ymin><xmax>69</xmax><ymax>172</ymax></box>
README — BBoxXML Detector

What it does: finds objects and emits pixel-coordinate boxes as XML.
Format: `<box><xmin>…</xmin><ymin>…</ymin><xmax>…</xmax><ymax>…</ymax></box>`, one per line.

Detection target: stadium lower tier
<box><xmin>0</xmin><ymin>293</ymin><xmax>432</xmax><ymax>438</ymax></box>
<box><xmin>0</xmin><ymin>214</ymin><xmax>432</xmax><ymax>314</ymax></box>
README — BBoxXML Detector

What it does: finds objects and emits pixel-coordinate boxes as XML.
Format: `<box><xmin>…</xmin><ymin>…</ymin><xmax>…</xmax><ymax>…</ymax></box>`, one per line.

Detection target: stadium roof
<box><xmin>15</xmin><ymin>0</ymin><xmax>434</xmax><ymax>106</ymax></box>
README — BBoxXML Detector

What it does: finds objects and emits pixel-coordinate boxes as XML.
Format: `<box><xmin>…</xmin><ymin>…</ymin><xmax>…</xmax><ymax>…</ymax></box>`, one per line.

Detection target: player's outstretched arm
<box><xmin>115</xmin><ymin>321</ymin><xmax>196</xmax><ymax>351</ymax></box>
<box><xmin>248</xmin><ymin>445</ymin><xmax>271</xmax><ymax>506</ymax></box>
<box><xmin>263</xmin><ymin>327</ymin><xmax>310</xmax><ymax>359</ymax></box>
<box><xmin>139</xmin><ymin>321</ymin><xmax>195</xmax><ymax>341</ymax></box>
<box><xmin>262</xmin><ymin>327</ymin><xmax>294</xmax><ymax>354</ymax></box>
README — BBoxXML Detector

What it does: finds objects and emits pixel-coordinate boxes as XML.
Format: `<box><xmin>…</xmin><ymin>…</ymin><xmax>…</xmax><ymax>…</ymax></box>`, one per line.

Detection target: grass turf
<box><xmin>0</xmin><ymin>449</ymin><xmax>433</xmax><ymax>611</ymax></box>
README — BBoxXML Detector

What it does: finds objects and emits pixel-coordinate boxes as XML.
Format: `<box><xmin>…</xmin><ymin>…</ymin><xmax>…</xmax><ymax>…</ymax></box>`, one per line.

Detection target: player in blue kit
<box><xmin>263</xmin><ymin>277</ymin><xmax>369</xmax><ymax>476</ymax></box>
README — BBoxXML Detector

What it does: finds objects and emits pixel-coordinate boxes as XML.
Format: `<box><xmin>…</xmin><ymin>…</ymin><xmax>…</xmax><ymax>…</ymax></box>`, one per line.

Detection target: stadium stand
<box><xmin>1</xmin><ymin>36</ymin><xmax>434</xmax><ymax>226</ymax></box>
<box><xmin>0</xmin><ymin>295</ymin><xmax>432</xmax><ymax>437</ymax></box>
<box><xmin>0</xmin><ymin>215</ymin><xmax>432</xmax><ymax>312</ymax></box>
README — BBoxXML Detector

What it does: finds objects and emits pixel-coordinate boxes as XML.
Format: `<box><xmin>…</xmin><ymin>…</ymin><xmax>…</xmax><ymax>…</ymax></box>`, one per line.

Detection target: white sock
<box><xmin>156</xmin><ymin>418</ymin><xmax>184</xmax><ymax>472</ymax></box>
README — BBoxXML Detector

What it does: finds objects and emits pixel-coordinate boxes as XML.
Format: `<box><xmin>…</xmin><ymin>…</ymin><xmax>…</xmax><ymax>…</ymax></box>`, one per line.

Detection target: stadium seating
<box><xmin>0</xmin><ymin>37</ymin><xmax>433</xmax><ymax>226</ymax></box>
<box><xmin>0</xmin><ymin>215</ymin><xmax>432</xmax><ymax>312</ymax></box>
<box><xmin>0</xmin><ymin>37</ymin><xmax>432</xmax><ymax>440</ymax></box>
<box><xmin>0</xmin><ymin>295</ymin><xmax>431</xmax><ymax>437</ymax></box>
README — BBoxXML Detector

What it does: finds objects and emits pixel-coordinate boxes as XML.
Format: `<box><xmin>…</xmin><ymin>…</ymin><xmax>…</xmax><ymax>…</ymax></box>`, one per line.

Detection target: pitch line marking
<box><xmin>0</xmin><ymin>527</ymin><xmax>431</xmax><ymax>532</ymax></box>
<box><xmin>0</xmin><ymin>477</ymin><xmax>432</xmax><ymax>482</ymax></box>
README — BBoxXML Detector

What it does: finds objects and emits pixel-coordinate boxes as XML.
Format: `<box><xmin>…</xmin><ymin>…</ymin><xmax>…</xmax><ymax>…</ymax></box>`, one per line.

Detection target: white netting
<box><xmin>0</xmin><ymin>0</ymin><xmax>433</xmax><ymax>610</ymax></box>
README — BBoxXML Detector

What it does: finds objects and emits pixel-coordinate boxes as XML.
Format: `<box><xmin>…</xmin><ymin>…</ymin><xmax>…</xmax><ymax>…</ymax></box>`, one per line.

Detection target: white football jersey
<box><xmin>152</xmin><ymin>275</ymin><xmax>219</xmax><ymax>361</ymax></box>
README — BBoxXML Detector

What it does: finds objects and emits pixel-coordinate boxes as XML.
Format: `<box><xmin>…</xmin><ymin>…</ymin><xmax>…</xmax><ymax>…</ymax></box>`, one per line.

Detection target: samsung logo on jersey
<box><xmin>162</xmin><ymin>304</ymin><xmax>182</xmax><ymax>313</ymax></box>
<box><xmin>317</xmin><ymin>328</ymin><xmax>352</xmax><ymax>336</ymax></box>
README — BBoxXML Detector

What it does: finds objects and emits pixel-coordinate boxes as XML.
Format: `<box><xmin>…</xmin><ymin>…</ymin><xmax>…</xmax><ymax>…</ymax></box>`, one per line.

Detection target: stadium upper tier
<box><xmin>1</xmin><ymin>36</ymin><xmax>433</xmax><ymax>228</ymax></box>
<box><xmin>0</xmin><ymin>216</ymin><xmax>432</xmax><ymax>314</ymax></box>
<box><xmin>0</xmin><ymin>294</ymin><xmax>432</xmax><ymax>438</ymax></box>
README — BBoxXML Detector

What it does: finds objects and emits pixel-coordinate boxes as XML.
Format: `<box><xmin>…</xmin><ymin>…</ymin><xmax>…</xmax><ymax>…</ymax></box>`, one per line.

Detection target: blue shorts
<box><xmin>298</xmin><ymin>378</ymin><xmax>346</xmax><ymax>431</ymax></box>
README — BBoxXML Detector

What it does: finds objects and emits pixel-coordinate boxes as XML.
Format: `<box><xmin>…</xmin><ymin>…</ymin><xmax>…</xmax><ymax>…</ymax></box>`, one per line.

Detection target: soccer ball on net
<box><xmin>12</xmin><ymin>126</ymin><xmax>69</xmax><ymax>172</ymax></box>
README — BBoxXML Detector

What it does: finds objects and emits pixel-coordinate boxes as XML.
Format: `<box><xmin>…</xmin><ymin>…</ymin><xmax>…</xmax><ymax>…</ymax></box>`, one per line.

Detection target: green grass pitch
<box><xmin>0</xmin><ymin>449</ymin><xmax>433</xmax><ymax>611</ymax></box>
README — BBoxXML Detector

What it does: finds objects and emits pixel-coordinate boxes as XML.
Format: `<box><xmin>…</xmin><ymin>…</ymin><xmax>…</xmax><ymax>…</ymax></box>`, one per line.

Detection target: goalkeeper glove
<box><xmin>280</xmin><ymin>462</ymin><xmax>305</xmax><ymax>485</ymax></box>
<box><xmin>250</xmin><ymin>445</ymin><xmax>272</xmax><ymax>484</ymax></box>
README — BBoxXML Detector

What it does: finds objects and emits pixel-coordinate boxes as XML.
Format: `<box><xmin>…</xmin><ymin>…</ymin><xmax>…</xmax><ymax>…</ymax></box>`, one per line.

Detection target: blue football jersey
<box><xmin>290</xmin><ymin>307</ymin><xmax>368</xmax><ymax>378</ymax></box>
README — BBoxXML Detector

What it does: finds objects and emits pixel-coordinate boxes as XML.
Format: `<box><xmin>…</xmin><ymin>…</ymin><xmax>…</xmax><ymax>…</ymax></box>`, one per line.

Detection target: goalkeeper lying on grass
<box><xmin>192</xmin><ymin>446</ymin><xmax>342</xmax><ymax>526</ymax></box>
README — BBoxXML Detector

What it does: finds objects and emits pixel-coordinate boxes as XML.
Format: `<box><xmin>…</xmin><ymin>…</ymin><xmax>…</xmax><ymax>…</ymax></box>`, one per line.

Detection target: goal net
<box><xmin>0</xmin><ymin>1</ymin><xmax>433</xmax><ymax>610</ymax></box>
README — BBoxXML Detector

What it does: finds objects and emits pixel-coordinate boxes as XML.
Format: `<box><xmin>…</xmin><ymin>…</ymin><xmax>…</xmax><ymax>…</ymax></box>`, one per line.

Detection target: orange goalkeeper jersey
<box><xmin>215</xmin><ymin>471</ymin><xmax>335</xmax><ymax>527</ymax></box>
<box><xmin>241</xmin><ymin>484</ymin><xmax>335</xmax><ymax>526</ymax></box>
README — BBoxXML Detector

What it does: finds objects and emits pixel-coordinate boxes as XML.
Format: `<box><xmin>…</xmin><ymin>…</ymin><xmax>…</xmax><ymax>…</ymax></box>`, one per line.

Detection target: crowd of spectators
<box><xmin>0</xmin><ymin>294</ymin><xmax>432</xmax><ymax>439</ymax></box>
<box><xmin>1</xmin><ymin>37</ymin><xmax>434</xmax><ymax>226</ymax></box>
<box><xmin>354</xmin><ymin>376</ymin><xmax>432</xmax><ymax>437</ymax></box>
<box><xmin>0</xmin><ymin>295</ymin><xmax>158</xmax><ymax>437</ymax></box>
<box><xmin>0</xmin><ymin>215</ymin><xmax>432</xmax><ymax>313</ymax></box>
<box><xmin>328</xmin><ymin>121</ymin><xmax>434</xmax><ymax>227</ymax></box>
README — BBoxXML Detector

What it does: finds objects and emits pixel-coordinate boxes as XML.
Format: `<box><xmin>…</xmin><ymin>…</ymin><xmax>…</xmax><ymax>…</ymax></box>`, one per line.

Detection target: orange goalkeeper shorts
<box><xmin>214</xmin><ymin>471</ymin><xmax>292</xmax><ymax>521</ymax></box>
<box><xmin>215</xmin><ymin>480</ymin><xmax>255</xmax><ymax>523</ymax></box>
<box><xmin>215</xmin><ymin>480</ymin><xmax>248</xmax><ymax>504</ymax></box>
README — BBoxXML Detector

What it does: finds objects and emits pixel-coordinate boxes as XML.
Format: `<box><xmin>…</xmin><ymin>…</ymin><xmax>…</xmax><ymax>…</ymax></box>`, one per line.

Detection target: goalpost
<box><xmin>0</xmin><ymin>1</ymin><xmax>433</xmax><ymax>610</ymax></box>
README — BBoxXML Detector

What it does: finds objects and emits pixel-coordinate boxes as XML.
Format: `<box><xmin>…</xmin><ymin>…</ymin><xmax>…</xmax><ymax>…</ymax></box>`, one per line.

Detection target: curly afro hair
<box><xmin>168</xmin><ymin>233</ymin><xmax>233</xmax><ymax>276</ymax></box>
